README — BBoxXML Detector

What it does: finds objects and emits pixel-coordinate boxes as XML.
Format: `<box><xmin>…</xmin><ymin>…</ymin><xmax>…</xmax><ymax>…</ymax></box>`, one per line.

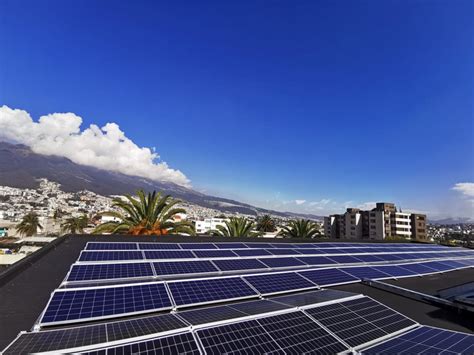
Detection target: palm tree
<box><xmin>61</xmin><ymin>215</ymin><xmax>89</xmax><ymax>234</ymax></box>
<box><xmin>256</xmin><ymin>214</ymin><xmax>276</xmax><ymax>233</ymax></box>
<box><xmin>93</xmin><ymin>190</ymin><xmax>195</xmax><ymax>236</ymax></box>
<box><xmin>16</xmin><ymin>212</ymin><xmax>43</xmax><ymax>236</ymax></box>
<box><xmin>278</xmin><ymin>219</ymin><xmax>321</xmax><ymax>238</ymax></box>
<box><xmin>210</xmin><ymin>217</ymin><xmax>261</xmax><ymax>237</ymax></box>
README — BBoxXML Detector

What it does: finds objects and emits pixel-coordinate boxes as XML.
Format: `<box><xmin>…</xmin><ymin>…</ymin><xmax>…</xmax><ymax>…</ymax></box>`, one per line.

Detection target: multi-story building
<box><xmin>195</xmin><ymin>218</ymin><xmax>227</xmax><ymax>235</ymax></box>
<box><xmin>323</xmin><ymin>202</ymin><xmax>427</xmax><ymax>241</ymax></box>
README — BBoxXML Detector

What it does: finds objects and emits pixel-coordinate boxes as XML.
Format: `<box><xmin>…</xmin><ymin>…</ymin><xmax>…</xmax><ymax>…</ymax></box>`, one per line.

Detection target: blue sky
<box><xmin>0</xmin><ymin>0</ymin><xmax>473</xmax><ymax>219</ymax></box>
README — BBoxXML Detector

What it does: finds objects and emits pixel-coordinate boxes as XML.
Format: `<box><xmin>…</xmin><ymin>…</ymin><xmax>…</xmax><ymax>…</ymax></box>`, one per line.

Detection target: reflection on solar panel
<box><xmin>233</xmin><ymin>249</ymin><xmax>272</xmax><ymax>257</ymax></box>
<box><xmin>67</xmin><ymin>263</ymin><xmax>154</xmax><ymax>282</ymax></box>
<box><xmin>2</xmin><ymin>325</ymin><xmax>107</xmax><ymax>355</ymax></box>
<box><xmin>168</xmin><ymin>277</ymin><xmax>258</xmax><ymax>307</ymax></box>
<box><xmin>86</xmin><ymin>243</ymin><xmax>137</xmax><ymax>250</ymax></box>
<box><xmin>397</xmin><ymin>263</ymin><xmax>438</xmax><ymax>275</ymax></box>
<box><xmin>179</xmin><ymin>243</ymin><xmax>217</xmax><ymax>249</ymax></box>
<box><xmin>354</xmin><ymin>255</ymin><xmax>386</xmax><ymax>262</ymax></box>
<box><xmin>370</xmin><ymin>265</ymin><xmax>418</xmax><ymax>278</ymax></box>
<box><xmin>41</xmin><ymin>283</ymin><xmax>172</xmax><ymax>325</ymax></box>
<box><xmin>257</xmin><ymin>312</ymin><xmax>349</xmax><ymax>354</ymax></box>
<box><xmin>298</xmin><ymin>268</ymin><xmax>359</xmax><ymax>286</ymax></box>
<box><xmin>361</xmin><ymin>326</ymin><xmax>474</xmax><ymax>354</ymax></box>
<box><xmin>228</xmin><ymin>299</ymin><xmax>291</xmax><ymax>316</ymax></box>
<box><xmin>270</xmin><ymin>289</ymin><xmax>356</xmax><ymax>307</ymax></box>
<box><xmin>177</xmin><ymin>305</ymin><xmax>246</xmax><ymax>325</ymax></box>
<box><xmin>106</xmin><ymin>332</ymin><xmax>201</xmax><ymax>355</ymax></box>
<box><xmin>79</xmin><ymin>251</ymin><xmax>144</xmax><ymax>262</ymax></box>
<box><xmin>258</xmin><ymin>257</ymin><xmax>305</xmax><ymax>268</ymax></box>
<box><xmin>144</xmin><ymin>250</ymin><xmax>195</xmax><ymax>260</ymax></box>
<box><xmin>297</xmin><ymin>256</ymin><xmax>336</xmax><ymax>266</ymax></box>
<box><xmin>193</xmin><ymin>250</ymin><xmax>237</xmax><ymax>258</ymax></box>
<box><xmin>213</xmin><ymin>258</ymin><xmax>268</xmax><ymax>271</ymax></box>
<box><xmin>339</xmin><ymin>266</ymin><xmax>393</xmax><ymax>280</ymax></box>
<box><xmin>374</xmin><ymin>254</ymin><xmax>405</xmax><ymax>261</ymax></box>
<box><xmin>306</xmin><ymin>297</ymin><xmax>416</xmax><ymax>348</ymax></box>
<box><xmin>196</xmin><ymin>319</ymin><xmax>285</xmax><ymax>354</ymax></box>
<box><xmin>214</xmin><ymin>243</ymin><xmax>248</xmax><ymax>249</ymax></box>
<box><xmin>138</xmin><ymin>243</ymin><xmax>181</xmax><ymax>250</ymax></box>
<box><xmin>243</xmin><ymin>272</ymin><xmax>317</xmax><ymax>295</ymax></box>
<box><xmin>153</xmin><ymin>260</ymin><xmax>218</xmax><ymax>276</ymax></box>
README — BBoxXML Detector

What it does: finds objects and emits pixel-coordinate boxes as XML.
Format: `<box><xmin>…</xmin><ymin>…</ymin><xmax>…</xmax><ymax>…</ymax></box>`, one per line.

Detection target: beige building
<box><xmin>324</xmin><ymin>202</ymin><xmax>427</xmax><ymax>241</ymax></box>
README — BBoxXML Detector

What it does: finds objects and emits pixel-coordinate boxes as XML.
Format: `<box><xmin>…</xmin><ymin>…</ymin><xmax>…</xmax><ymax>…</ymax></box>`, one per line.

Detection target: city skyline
<box><xmin>1</xmin><ymin>1</ymin><xmax>473</xmax><ymax>219</ymax></box>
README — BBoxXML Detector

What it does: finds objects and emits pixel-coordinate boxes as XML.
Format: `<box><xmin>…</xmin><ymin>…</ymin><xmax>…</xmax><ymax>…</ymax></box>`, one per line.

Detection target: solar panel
<box><xmin>144</xmin><ymin>250</ymin><xmax>195</xmax><ymax>260</ymax></box>
<box><xmin>177</xmin><ymin>305</ymin><xmax>247</xmax><ymax>325</ymax></box>
<box><xmin>193</xmin><ymin>250</ymin><xmax>237</xmax><ymax>258</ymax></box>
<box><xmin>258</xmin><ymin>257</ymin><xmax>306</xmax><ymax>268</ymax></box>
<box><xmin>243</xmin><ymin>272</ymin><xmax>318</xmax><ymax>295</ymax></box>
<box><xmin>79</xmin><ymin>251</ymin><xmax>144</xmax><ymax>262</ymax></box>
<box><xmin>233</xmin><ymin>249</ymin><xmax>272</xmax><ymax>257</ymax></box>
<box><xmin>339</xmin><ymin>266</ymin><xmax>393</xmax><ymax>280</ymax></box>
<box><xmin>298</xmin><ymin>268</ymin><xmax>359</xmax><ymax>286</ymax></box>
<box><xmin>213</xmin><ymin>258</ymin><xmax>268</xmax><ymax>271</ymax></box>
<box><xmin>167</xmin><ymin>277</ymin><xmax>258</xmax><ymax>307</ymax></box>
<box><xmin>138</xmin><ymin>243</ymin><xmax>181</xmax><ymax>250</ymax></box>
<box><xmin>2</xmin><ymin>325</ymin><xmax>107</xmax><ymax>354</ymax></box>
<box><xmin>293</xmin><ymin>243</ymin><xmax>321</xmax><ymax>249</ymax></box>
<box><xmin>270</xmin><ymin>243</ymin><xmax>296</xmax><ymax>249</ymax></box>
<box><xmin>257</xmin><ymin>311</ymin><xmax>349</xmax><ymax>354</ymax></box>
<box><xmin>228</xmin><ymin>299</ymin><xmax>292</xmax><ymax>316</ymax></box>
<box><xmin>294</xmin><ymin>248</ymin><xmax>324</xmax><ymax>255</ymax></box>
<box><xmin>153</xmin><ymin>260</ymin><xmax>218</xmax><ymax>276</ymax></box>
<box><xmin>196</xmin><ymin>319</ymin><xmax>285</xmax><ymax>354</ymax></box>
<box><xmin>179</xmin><ymin>243</ymin><xmax>217</xmax><ymax>249</ymax></box>
<box><xmin>397</xmin><ymin>263</ymin><xmax>439</xmax><ymax>275</ymax></box>
<box><xmin>67</xmin><ymin>263</ymin><xmax>154</xmax><ymax>282</ymax></box>
<box><xmin>86</xmin><ymin>242</ymin><xmax>138</xmax><ymax>250</ymax></box>
<box><xmin>420</xmin><ymin>261</ymin><xmax>458</xmax><ymax>272</ymax></box>
<box><xmin>354</xmin><ymin>255</ymin><xmax>386</xmax><ymax>263</ymax></box>
<box><xmin>214</xmin><ymin>243</ymin><xmax>248</xmax><ymax>249</ymax></box>
<box><xmin>40</xmin><ymin>283</ymin><xmax>172</xmax><ymax>325</ymax></box>
<box><xmin>435</xmin><ymin>260</ymin><xmax>470</xmax><ymax>268</ymax></box>
<box><xmin>375</xmin><ymin>254</ymin><xmax>406</xmax><ymax>261</ymax></box>
<box><xmin>370</xmin><ymin>265</ymin><xmax>419</xmax><ymax>278</ymax></box>
<box><xmin>270</xmin><ymin>289</ymin><xmax>357</xmax><ymax>307</ymax></box>
<box><xmin>305</xmin><ymin>297</ymin><xmax>416</xmax><ymax>348</ymax></box>
<box><xmin>327</xmin><ymin>255</ymin><xmax>364</xmax><ymax>264</ymax></box>
<box><xmin>361</xmin><ymin>326</ymin><xmax>474</xmax><ymax>354</ymax></box>
<box><xmin>244</xmin><ymin>242</ymin><xmax>274</xmax><ymax>248</ymax></box>
<box><xmin>106</xmin><ymin>332</ymin><xmax>201</xmax><ymax>355</ymax></box>
<box><xmin>297</xmin><ymin>256</ymin><xmax>336</xmax><ymax>266</ymax></box>
<box><xmin>267</xmin><ymin>248</ymin><xmax>301</xmax><ymax>255</ymax></box>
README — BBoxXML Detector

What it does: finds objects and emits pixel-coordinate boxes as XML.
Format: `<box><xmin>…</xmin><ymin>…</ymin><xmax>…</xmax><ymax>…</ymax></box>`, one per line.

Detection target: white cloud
<box><xmin>0</xmin><ymin>105</ymin><xmax>190</xmax><ymax>187</ymax></box>
<box><xmin>295</xmin><ymin>199</ymin><xmax>306</xmax><ymax>205</ymax></box>
<box><xmin>452</xmin><ymin>182</ymin><xmax>474</xmax><ymax>198</ymax></box>
<box><xmin>356</xmin><ymin>201</ymin><xmax>377</xmax><ymax>210</ymax></box>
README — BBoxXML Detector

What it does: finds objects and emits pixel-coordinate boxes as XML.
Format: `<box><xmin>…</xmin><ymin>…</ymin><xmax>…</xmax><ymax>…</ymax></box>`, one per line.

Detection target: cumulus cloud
<box><xmin>295</xmin><ymin>199</ymin><xmax>306</xmax><ymax>205</ymax></box>
<box><xmin>0</xmin><ymin>105</ymin><xmax>191</xmax><ymax>187</ymax></box>
<box><xmin>452</xmin><ymin>182</ymin><xmax>474</xmax><ymax>198</ymax></box>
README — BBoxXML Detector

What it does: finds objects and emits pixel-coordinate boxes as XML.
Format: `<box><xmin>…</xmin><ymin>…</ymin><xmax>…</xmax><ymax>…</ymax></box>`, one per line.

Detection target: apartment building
<box><xmin>195</xmin><ymin>218</ymin><xmax>227</xmax><ymax>234</ymax></box>
<box><xmin>324</xmin><ymin>202</ymin><xmax>427</xmax><ymax>241</ymax></box>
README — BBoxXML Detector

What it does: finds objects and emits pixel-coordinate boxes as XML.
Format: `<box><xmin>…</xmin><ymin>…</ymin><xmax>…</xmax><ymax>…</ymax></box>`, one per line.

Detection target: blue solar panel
<box><xmin>79</xmin><ymin>251</ymin><xmax>144</xmax><ymax>262</ymax></box>
<box><xmin>370</xmin><ymin>265</ymin><xmax>419</xmax><ymax>277</ymax></box>
<box><xmin>374</xmin><ymin>254</ymin><xmax>405</xmax><ymax>261</ymax></box>
<box><xmin>153</xmin><ymin>260</ymin><xmax>219</xmax><ymax>276</ymax></box>
<box><xmin>270</xmin><ymin>243</ymin><xmax>296</xmax><ymax>248</ymax></box>
<box><xmin>177</xmin><ymin>305</ymin><xmax>247</xmax><ymax>325</ymax></box>
<box><xmin>138</xmin><ymin>243</ymin><xmax>181</xmax><ymax>250</ymax></box>
<box><xmin>397</xmin><ymin>263</ymin><xmax>438</xmax><ymax>275</ymax></box>
<box><xmin>245</xmin><ymin>242</ymin><xmax>274</xmax><ymax>248</ymax></box>
<box><xmin>168</xmin><ymin>277</ymin><xmax>258</xmax><ymax>307</ymax></box>
<box><xmin>234</xmin><ymin>249</ymin><xmax>272</xmax><ymax>257</ymax></box>
<box><xmin>41</xmin><ymin>283</ymin><xmax>172</xmax><ymax>325</ymax></box>
<box><xmin>298</xmin><ymin>268</ymin><xmax>359</xmax><ymax>286</ymax></box>
<box><xmin>258</xmin><ymin>257</ymin><xmax>306</xmax><ymax>268</ymax></box>
<box><xmin>339</xmin><ymin>266</ymin><xmax>393</xmax><ymax>280</ymax></box>
<box><xmin>67</xmin><ymin>263</ymin><xmax>154</xmax><ymax>282</ymax></box>
<box><xmin>213</xmin><ymin>259</ymin><xmax>268</xmax><ymax>271</ymax></box>
<box><xmin>293</xmin><ymin>243</ymin><xmax>320</xmax><ymax>248</ymax></box>
<box><xmin>353</xmin><ymin>255</ymin><xmax>386</xmax><ymax>262</ymax></box>
<box><xmin>214</xmin><ymin>243</ymin><xmax>248</xmax><ymax>249</ymax></box>
<box><xmin>193</xmin><ymin>250</ymin><xmax>237</xmax><ymax>258</ymax></box>
<box><xmin>243</xmin><ymin>272</ymin><xmax>317</xmax><ymax>295</ymax></box>
<box><xmin>86</xmin><ymin>242</ymin><xmax>138</xmax><ymax>250</ymax></box>
<box><xmin>297</xmin><ymin>256</ymin><xmax>336</xmax><ymax>266</ymax></box>
<box><xmin>267</xmin><ymin>248</ymin><xmax>301</xmax><ymax>255</ymax></box>
<box><xmin>294</xmin><ymin>248</ymin><xmax>324</xmax><ymax>255</ymax></box>
<box><xmin>144</xmin><ymin>250</ymin><xmax>195</xmax><ymax>260</ymax></box>
<box><xmin>362</xmin><ymin>326</ymin><xmax>474</xmax><ymax>354</ymax></box>
<box><xmin>179</xmin><ymin>243</ymin><xmax>217</xmax><ymax>249</ymax></box>
<box><xmin>435</xmin><ymin>260</ymin><xmax>470</xmax><ymax>268</ymax></box>
<box><xmin>327</xmin><ymin>255</ymin><xmax>364</xmax><ymax>264</ymax></box>
<box><xmin>421</xmin><ymin>261</ymin><xmax>457</xmax><ymax>272</ymax></box>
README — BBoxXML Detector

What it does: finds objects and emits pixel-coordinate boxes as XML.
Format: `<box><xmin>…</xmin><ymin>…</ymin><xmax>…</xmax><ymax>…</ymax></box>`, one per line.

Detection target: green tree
<box><xmin>16</xmin><ymin>212</ymin><xmax>43</xmax><ymax>236</ymax></box>
<box><xmin>255</xmin><ymin>214</ymin><xmax>276</xmax><ymax>233</ymax></box>
<box><xmin>278</xmin><ymin>219</ymin><xmax>321</xmax><ymax>238</ymax></box>
<box><xmin>210</xmin><ymin>217</ymin><xmax>261</xmax><ymax>237</ymax></box>
<box><xmin>61</xmin><ymin>215</ymin><xmax>89</xmax><ymax>234</ymax></box>
<box><xmin>93</xmin><ymin>190</ymin><xmax>195</xmax><ymax>236</ymax></box>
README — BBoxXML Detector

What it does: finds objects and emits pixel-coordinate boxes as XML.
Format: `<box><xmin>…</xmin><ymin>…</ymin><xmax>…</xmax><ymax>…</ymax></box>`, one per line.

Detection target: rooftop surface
<box><xmin>0</xmin><ymin>235</ymin><xmax>472</xmax><ymax>350</ymax></box>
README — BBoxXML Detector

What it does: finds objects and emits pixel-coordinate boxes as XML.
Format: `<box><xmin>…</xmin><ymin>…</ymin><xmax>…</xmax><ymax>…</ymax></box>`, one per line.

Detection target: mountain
<box><xmin>430</xmin><ymin>217</ymin><xmax>474</xmax><ymax>225</ymax></box>
<box><xmin>0</xmin><ymin>142</ymin><xmax>323</xmax><ymax>220</ymax></box>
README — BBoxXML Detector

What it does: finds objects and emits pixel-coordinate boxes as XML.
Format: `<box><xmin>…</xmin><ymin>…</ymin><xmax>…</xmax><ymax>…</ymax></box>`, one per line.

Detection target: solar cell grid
<box><xmin>41</xmin><ymin>283</ymin><xmax>172</xmax><ymax>325</ymax></box>
<box><xmin>86</xmin><ymin>242</ymin><xmax>138</xmax><ymax>250</ymax></box>
<box><xmin>270</xmin><ymin>243</ymin><xmax>296</xmax><ymax>248</ymax></box>
<box><xmin>228</xmin><ymin>299</ymin><xmax>291</xmax><ymax>316</ymax></box>
<box><xmin>144</xmin><ymin>250</ymin><xmax>195</xmax><ymax>260</ymax></box>
<box><xmin>244</xmin><ymin>242</ymin><xmax>274</xmax><ymax>248</ymax></box>
<box><xmin>179</xmin><ymin>243</ymin><xmax>217</xmax><ymax>250</ymax></box>
<box><xmin>233</xmin><ymin>249</ymin><xmax>272</xmax><ymax>257</ymax></box>
<box><xmin>67</xmin><ymin>263</ymin><xmax>154</xmax><ymax>282</ymax></box>
<box><xmin>397</xmin><ymin>263</ymin><xmax>439</xmax><ymax>275</ymax></box>
<box><xmin>293</xmin><ymin>248</ymin><xmax>324</xmax><ymax>255</ymax></box>
<box><xmin>258</xmin><ymin>257</ymin><xmax>306</xmax><ymax>268</ymax></box>
<box><xmin>168</xmin><ymin>277</ymin><xmax>258</xmax><ymax>307</ymax></box>
<box><xmin>213</xmin><ymin>258</ymin><xmax>268</xmax><ymax>271</ymax></box>
<box><xmin>79</xmin><ymin>251</ymin><xmax>144</xmax><ymax>262</ymax></box>
<box><xmin>339</xmin><ymin>266</ymin><xmax>393</xmax><ymax>280</ymax></box>
<box><xmin>297</xmin><ymin>256</ymin><xmax>336</xmax><ymax>266</ymax></box>
<box><xmin>214</xmin><ymin>243</ymin><xmax>248</xmax><ymax>249</ymax></box>
<box><xmin>267</xmin><ymin>248</ymin><xmax>301</xmax><ymax>255</ymax></box>
<box><xmin>374</xmin><ymin>254</ymin><xmax>405</xmax><ymax>261</ymax></box>
<box><xmin>298</xmin><ymin>268</ymin><xmax>359</xmax><ymax>286</ymax></box>
<box><xmin>326</xmin><ymin>255</ymin><xmax>364</xmax><ymax>264</ymax></box>
<box><xmin>138</xmin><ymin>243</ymin><xmax>181</xmax><ymax>250</ymax></box>
<box><xmin>106</xmin><ymin>332</ymin><xmax>201</xmax><ymax>355</ymax></box>
<box><xmin>353</xmin><ymin>255</ymin><xmax>386</xmax><ymax>263</ymax></box>
<box><xmin>193</xmin><ymin>249</ymin><xmax>237</xmax><ymax>258</ymax></box>
<box><xmin>177</xmin><ymin>305</ymin><xmax>247</xmax><ymax>325</ymax></box>
<box><xmin>270</xmin><ymin>289</ymin><xmax>356</xmax><ymax>307</ymax></box>
<box><xmin>370</xmin><ymin>265</ymin><xmax>418</xmax><ymax>278</ymax></box>
<box><xmin>153</xmin><ymin>260</ymin><xmax>218</xmax><ymax>276</ymax></box>
<box><xmin>243</xmin><ymin>272</ymin><xmax>318</xmax><ymax>295</ymax></box>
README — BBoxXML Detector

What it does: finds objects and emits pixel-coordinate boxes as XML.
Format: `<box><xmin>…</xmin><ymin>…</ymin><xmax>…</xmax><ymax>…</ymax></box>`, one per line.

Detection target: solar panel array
<box><xmin>3</xmin><ymin>241</ymin><xmax>474</xmax><ymax>354</ymax></box>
